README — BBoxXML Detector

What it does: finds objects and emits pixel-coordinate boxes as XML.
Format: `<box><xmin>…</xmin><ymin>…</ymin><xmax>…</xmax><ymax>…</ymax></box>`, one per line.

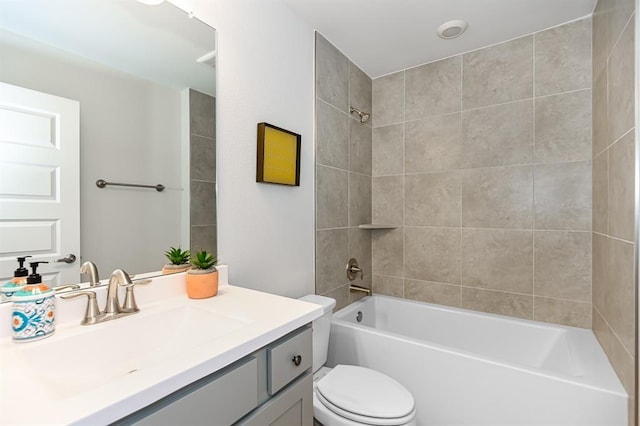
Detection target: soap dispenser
<box><xmin>11</xmin><ymin>261</ymin><xmax>56</xmax><ymax>342</ymax></box>
<box><xmin>1</xmin><ymin>256</ymin><xmax>32</xmax><ymax>302</ymax></box>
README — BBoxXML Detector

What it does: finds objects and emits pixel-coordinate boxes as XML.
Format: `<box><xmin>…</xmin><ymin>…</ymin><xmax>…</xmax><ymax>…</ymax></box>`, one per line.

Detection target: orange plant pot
<box><xmin>162</xmin><ymin>264</ymin><xmax>191</xmax><ymax>275</ymax></box>
<box><xmin>186</xmin><ymin>269</ymin><xmax>219</xmax><ymax>299</ymax></box>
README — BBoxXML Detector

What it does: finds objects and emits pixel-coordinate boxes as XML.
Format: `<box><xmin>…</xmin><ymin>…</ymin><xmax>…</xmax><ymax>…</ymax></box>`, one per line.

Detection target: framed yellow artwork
<box><xmin>256</xmin><ymin>122</ymin><xmax>301</xmax><ymax>186</ymax></box>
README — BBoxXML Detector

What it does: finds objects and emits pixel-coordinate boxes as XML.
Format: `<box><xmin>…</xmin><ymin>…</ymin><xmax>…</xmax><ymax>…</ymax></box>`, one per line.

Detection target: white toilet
<box><xmin>300</xmin><ymin>295</ymin><xmax>417</xmax><ymax>426</ymax></box>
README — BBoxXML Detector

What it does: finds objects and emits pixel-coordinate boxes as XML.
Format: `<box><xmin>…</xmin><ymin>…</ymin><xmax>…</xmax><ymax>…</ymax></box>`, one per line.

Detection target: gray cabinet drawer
<box><xmin>267</xmin><ymin>326</ymin><xmax>312</xmax><ymax>395</ymax></box>
<box><xmin>121</xmin><ymin>356</ymin><xmax>258</xmax><ymax>426</ymax></box>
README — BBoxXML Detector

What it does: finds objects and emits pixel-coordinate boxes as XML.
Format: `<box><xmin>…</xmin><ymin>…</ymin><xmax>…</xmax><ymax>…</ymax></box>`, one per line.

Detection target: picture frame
<box><xmin>256</xmin><ymin>122</ymin><xmax>301</xmax><ymax>186</ymax></box>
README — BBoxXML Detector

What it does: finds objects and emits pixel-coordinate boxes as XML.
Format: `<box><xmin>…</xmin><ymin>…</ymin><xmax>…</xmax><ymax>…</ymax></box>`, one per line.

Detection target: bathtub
<box><xmin>327</xmin><ymin>295</ymin><xmax>627</xmax><ymax>425</ymax></box>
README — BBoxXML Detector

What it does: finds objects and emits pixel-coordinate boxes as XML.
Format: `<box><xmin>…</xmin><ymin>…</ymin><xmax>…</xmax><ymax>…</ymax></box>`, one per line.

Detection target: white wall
<box><xmin>171</xmin><ymin>0</ymin><xmax>315</xmax><ymax>297</ymax></box>
<box><xmin>0</xmin><ymin>31</ymin><xmax>183</xmax><ymax>275</ymax></box>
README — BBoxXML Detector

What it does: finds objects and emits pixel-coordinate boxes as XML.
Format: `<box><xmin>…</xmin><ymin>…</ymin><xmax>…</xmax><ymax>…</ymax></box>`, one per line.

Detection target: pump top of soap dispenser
<box><xmin>13</xmin><ymin>256</ymin><xmax>31</xmax><ymax>278</ymax></box>
<box><xmin>26</xmin><ymin>261</ymin><xmax>48</xmax><ymax>285</ymax></box>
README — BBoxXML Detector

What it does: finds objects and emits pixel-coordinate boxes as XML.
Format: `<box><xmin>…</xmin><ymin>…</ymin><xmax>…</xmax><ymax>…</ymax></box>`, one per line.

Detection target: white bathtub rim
<box><xmin>332</xmin><ymin>295</ymin><xmax>626</xmax><ymax>397</ymax></box>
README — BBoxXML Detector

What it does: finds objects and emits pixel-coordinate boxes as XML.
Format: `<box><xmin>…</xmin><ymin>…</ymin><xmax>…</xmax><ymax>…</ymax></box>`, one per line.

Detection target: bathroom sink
<box><xmin>15</xmin><ymin>304</ymin><xmax>252</xmax><ymax>400</ymax></box>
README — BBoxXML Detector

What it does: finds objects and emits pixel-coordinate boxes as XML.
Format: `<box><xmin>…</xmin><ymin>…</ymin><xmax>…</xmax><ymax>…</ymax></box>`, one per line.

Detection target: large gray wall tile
<box><xmin>405</xmin><ymin>56</ymin><xmax>461</xmax><ymax>120</ymax></box>
<box><xmin>608</xmin><ymin>130</ymin><xmax>635</xmax><ymax>241</ymax></box>
<box><xmin>350</xmin><ymin>119</ymin><xmax>372</xmax><ymax>175</ymax></box>
<box><xmin>350</xmin><ymin>62</ymin><xmax>372</xmax><ymax>118</ymax></box>
<box><xmin>461</xmin><ymin>287</ymin><xmax>533</xmax><ymax>320</ymax></box>
<box><xmin>316</xmin><ymin>229</ymin><xmax>349</xmax><ymax>294</ymax></box>
<box><xmin>372</xmin><ymin>71</ymin><xmax>404</xmax><ymax>127</ymax></box>
<box><xmin>592</xmin><ymin>153</ymin><xmax>608</xmax><ymax>234</ymax></box>
<box><xmin>316</xmin><ymin>100</ymin><xmax>349</xmax><ymax>169</ymax></box>
<box><xmin>373</xmin><ymin>275</ymin><xmax>404</xmax><ymax>297</ymax></box>
<box><xmin>191</xmin><ymin>180</ymin><xmax>216</xmax><ymax>225</ymax></box>
<box><xmin>189</xmin><ymin>89</ymin><xmax>215</xmax><ymax>139</ymax></box>
<box><xmin>316</xmin><ymin>165</ymin><xmax>348</xmax><ymax>229</ymax></box>
<box><xmin>461</xmin><ymin>228</ymin><xmax>533</xmax><ymax>294</ymax></box>
<box><xmin>191</xmin><ymin>225</ymin><xmax>217</xmax><ymax>255</ymax></box>
<box><xmin>462</xmin><ymin>36</ymin><xmax>533</xmax><ymax>109</ymax></box>
<box><xmin>534</xmin><ymin>231</ymin><xmax>591</xmax><ymax>302</ymax></box>
<box><xmin>462</xmin><ymin>100</ymin><xmax>533</xmax><ymax>168</ymax></box>
<box><xmin>592</xmin><ymin>70</ymin><xmax>609</xmax><ymax>157</ymax></box>
<box><xmin>462</xmin><ymin>166</ymin><xmax>533</xmax><ymax>229</ymax></box>
<box><xmin>191</xmin><ymin>135</ymin><xmax>216</xmax><ymax>182</ymax></box>
<box><xmin>405</xmin><ymin>279</ymin><xmax>461</xmax><ymax>308</ymax></box>
<box><xmin>316</xmin><ymin>33</ymin><xmax>348</xmax><ymax>112</ymax></box>
<box><xmin>535</xmin><ymin>90</ymin><xmax>592</xmax><ymax>163</ymax></box>
<box><xmin>372</xmin><ymin>176</ymin><xmax>404</xmax><ymax>225</ymax></box>
<box><xmin>405</xmin><ymin>227</ymin><xmax>461</xmax><ymax>284</ymax></box>
<box><xmin>535</xmin><ymin>18</ymin><xmax>591</xmax><ymax>96</ymax></box>
<box><xmin>608</xmin><ymin>19</ymin><xmax>635</xmax><ymax>144</ymax></box>
<box><xmin>405</xmin><ymin>172</ymin><xmax>461</xmax><ymax>227</ymax></box>
<box><xmin>405</xmin><ymin>113</ymin><xmax>461</xmax><ymax>173</ymax></box>
<box><xmin>373</xmin><ymin>124</ymin><xmax>404</xmax><ymax>176</ymax></box>
<box><xmin>372</xmin><ymin>229</ymin><xmax>404</xmax><ymax>277</ymax></box>
<box><xmin>349</xmin><ymin>172</ymin><xmax>372</xmax><ymax>227</ymax></box>
<box><xmin>534</xmin><ymin>161</ymin><xmax>591</xmax><ymax>230</ymax></box>
<box><xmin>607</xmin><ymin>238</ymin><xmax>635</xmax><ymax>353</ymax></box>
<box><xmin>349</xmin><ymin>227</ymin><xmax>372</xmax><ymax>288</ymax></box>
<box><xmin>592</xmin><ymin>232</ymin><xmax>608</xmax><ymax>313</ymax></box>
<box><xmin>321</xmin><ymin>284</ymin><xmax>350</xmax><ymax>312</ymax></box>
<box><xmin>533</xmin><ymin>297</ymin><xmax>591</xmax><ymax>328</ymax></box>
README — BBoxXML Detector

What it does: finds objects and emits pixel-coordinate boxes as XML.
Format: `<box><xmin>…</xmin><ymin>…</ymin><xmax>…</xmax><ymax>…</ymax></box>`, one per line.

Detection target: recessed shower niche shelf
<box><xmin>358</xmin><ymin>224</ymin><xmax>398</xmax><ymax>230</ymax></box>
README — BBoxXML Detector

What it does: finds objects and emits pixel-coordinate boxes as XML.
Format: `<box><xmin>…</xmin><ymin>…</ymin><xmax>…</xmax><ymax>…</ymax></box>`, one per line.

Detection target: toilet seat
<box><xmin>315</xmin><ymin>365</ymin><xmax>416</xmax><ymax>425</ymax></box>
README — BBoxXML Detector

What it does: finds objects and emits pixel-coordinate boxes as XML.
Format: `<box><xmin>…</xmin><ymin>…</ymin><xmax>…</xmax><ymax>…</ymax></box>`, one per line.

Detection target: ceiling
<box><xmin>0</xmin><ymin>0</ymin><xmax>216</xmax><ymax>95</ymax></box>
<box><xmin>282</xmin><ymin>0</ymin><xmax>596</xmax><ymax>78</ymax></box>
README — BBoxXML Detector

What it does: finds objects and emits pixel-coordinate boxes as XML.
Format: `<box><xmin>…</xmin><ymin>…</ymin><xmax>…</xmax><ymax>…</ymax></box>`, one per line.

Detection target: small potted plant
<box><xmin>162</xmin><ymin>246</ymin><xmax>191</xmax><ymax>275</ymax></box>
<box><xmin>186</xmin><ymin>250</ymin><xmax>218</xmax><ymax>299</ymax></box>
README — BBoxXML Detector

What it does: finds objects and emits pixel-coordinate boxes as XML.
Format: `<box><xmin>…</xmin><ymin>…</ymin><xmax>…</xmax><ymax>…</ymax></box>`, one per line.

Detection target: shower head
<box><xmin>350</xmin><ymin>106</ymin><xmax>371</xmax><ymax>124</ymax></box>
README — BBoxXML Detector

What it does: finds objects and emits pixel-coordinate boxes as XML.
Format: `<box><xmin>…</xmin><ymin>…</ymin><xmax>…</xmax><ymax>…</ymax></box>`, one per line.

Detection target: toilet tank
<box><xmin>299</xmin><ymin>294</ymin><xmax>336</xmax><ymax>373</ymax></box>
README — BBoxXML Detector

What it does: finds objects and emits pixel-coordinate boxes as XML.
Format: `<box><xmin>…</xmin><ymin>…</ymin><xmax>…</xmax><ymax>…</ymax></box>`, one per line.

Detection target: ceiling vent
<box><xmin>437</xmin><ymin>20</ymin><xmax>468</xmax><ymax>39</ymax></box>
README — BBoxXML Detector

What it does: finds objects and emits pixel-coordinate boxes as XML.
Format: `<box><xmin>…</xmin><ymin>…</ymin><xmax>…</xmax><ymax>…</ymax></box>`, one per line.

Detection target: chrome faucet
<box><xmin>104</xmin><ymin>269</ymin><xmax>127</xmax><ymax>315</ymax></box>
<box><xmin>61</xmin><ymin>268</ymin><xmax>151</xmax><ymax>325</ymax></box>
<box><xmin>80</xmin><ymin>261</ymin><xmax>100</xmax><ymax>287</ymax></box>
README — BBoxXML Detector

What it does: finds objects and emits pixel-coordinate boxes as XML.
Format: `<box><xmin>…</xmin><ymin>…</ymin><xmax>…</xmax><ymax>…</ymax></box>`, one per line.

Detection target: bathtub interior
<box><xmin>334</xmin><ymin>296</ymin><xmax>598</xmax><ymax>378</ymax></box>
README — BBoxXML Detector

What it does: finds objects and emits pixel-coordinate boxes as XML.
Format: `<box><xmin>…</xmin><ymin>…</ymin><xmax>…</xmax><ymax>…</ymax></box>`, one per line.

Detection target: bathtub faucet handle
<box><xmin>346</xmin><ymin>258</ymin><xmax>364</xmax><ymax>281</ymax></box>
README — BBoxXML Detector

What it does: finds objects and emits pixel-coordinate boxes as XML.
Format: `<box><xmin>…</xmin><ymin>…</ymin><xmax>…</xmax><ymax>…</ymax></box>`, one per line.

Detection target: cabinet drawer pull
<box><xmin>291</xmin><ymin>355</ymin><xmax>302</xmax><ymax>366</ymax></box>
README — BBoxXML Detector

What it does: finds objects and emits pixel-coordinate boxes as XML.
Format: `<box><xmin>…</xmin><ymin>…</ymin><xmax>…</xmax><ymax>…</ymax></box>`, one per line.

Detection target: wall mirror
<box><xmin>0</xmin><ymin>0</ymin><xmax>217</xmax><ymax>299</ymax></box>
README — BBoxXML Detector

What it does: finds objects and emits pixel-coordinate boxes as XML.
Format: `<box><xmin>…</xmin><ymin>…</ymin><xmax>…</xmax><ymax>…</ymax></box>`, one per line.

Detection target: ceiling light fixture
<box><xmin>437</xmin><ymin>20</ymin><xmax>468</xmax><ymax>39</ymax></box>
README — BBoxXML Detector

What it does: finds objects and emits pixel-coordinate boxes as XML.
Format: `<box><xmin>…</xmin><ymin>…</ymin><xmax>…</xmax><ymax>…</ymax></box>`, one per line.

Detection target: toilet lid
<box><xmin>316</xmin><ymin>365</ymin><xmax>415</xmax><ymax>420</ymax></box>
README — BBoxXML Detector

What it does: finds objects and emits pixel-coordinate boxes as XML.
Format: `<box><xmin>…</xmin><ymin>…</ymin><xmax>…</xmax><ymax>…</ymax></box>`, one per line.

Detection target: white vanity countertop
<box><xmin>0</xmin><ymin>267</ymin><xmax>323</xmax><ymax>425</ymax></box>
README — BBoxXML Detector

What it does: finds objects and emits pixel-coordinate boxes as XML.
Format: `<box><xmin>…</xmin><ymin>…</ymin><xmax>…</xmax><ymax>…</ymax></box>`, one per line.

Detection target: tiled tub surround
<box><xmin>371</xmin><ymin>18</ymin><xmax>594</xmax><ymax>328</ymax></box>
<box><xmin>591</xmin><ymin>0</ymin><xmax>636</xmax><ymax>420</ymax></box>
<box><xmin>315</xmin><ymin>33</ymin><xmax>373</xmax><ymax>310</ymax></box>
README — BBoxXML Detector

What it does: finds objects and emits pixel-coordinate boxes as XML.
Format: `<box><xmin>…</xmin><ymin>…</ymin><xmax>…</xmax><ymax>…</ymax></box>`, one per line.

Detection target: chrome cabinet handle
<box><xmin>56</xmin><ymin>254</ymin><xmax>77</xmax><ymax>264</ymax></box>
<box><xmin>292</xmin><ymin>355</ymin><xmax>302</xmax><ymax>366</ymax></box>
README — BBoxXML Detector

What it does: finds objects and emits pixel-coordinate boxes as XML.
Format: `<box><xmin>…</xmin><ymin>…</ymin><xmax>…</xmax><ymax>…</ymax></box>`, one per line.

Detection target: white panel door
<box><xmin>0</xmin><ymin>82</ymin><xmax>80</xmax><ymax>287</ymax></box>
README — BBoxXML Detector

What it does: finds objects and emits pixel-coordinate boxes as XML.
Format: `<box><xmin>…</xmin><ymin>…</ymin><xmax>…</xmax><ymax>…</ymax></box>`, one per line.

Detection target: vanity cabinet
<box><xmin>114</xmin><ymin>325</ymin><xmax>313</xmax><ymax>426</ymax></box>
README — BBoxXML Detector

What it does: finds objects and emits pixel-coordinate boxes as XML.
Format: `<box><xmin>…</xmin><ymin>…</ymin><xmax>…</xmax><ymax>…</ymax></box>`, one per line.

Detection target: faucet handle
<box><xmin>121</xmin><ymin>279</ymin><xmax>152</xmax><ymax>313</ymax></box>
<box><xmin>60</xmin><ymin>291</ymin><xmax>101</xmax><ymax>325</ymax></box>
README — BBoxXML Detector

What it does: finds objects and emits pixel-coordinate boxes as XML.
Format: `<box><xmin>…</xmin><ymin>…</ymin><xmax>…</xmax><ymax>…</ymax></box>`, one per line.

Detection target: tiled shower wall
<box><xmin>591</xmin><ymin>0</ymin><xmax>636</xmax><ymax>418</ymax></box>
<box><xmin>189</xmin><ymin>89</ymin><xmax>217</xmax><ymax>256</ymax></box>
<box><xmin>315</xmin><ymin>33</ymin><xmax>373</xmax><ymax>311</ymax></box>
<box><xmin>371</xmin><ymin>19</ymin><xmax>594</xmax><ymax>327</ymax></box>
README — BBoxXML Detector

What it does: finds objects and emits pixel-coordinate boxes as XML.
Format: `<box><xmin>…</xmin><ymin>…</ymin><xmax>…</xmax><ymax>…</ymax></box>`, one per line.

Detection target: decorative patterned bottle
<box><xmin>0</xmin><ymin>256</ymin><xmax>31</xmax><ymax>302</ymax></box>
<box><xmin>12</xmin><ymin>261</ymin><xmax>56</xmax><ymax>342</ymax></box>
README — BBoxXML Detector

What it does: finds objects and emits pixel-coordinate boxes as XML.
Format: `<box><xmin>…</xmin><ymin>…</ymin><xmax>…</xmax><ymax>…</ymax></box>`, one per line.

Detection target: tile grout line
<box><xmin>459</xmin><ymin>54</ymin><xmax>464</xmax><ymax>308</ymax></box>
<box><xmin>532</xmin><ymin>31</ymin><xmax>537</xmax><ymax>321</ymax></box>
<box><xmin>402</xmin><ymin>69</ymin><xmax>407</xmax><ymax>299</ymax></box>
